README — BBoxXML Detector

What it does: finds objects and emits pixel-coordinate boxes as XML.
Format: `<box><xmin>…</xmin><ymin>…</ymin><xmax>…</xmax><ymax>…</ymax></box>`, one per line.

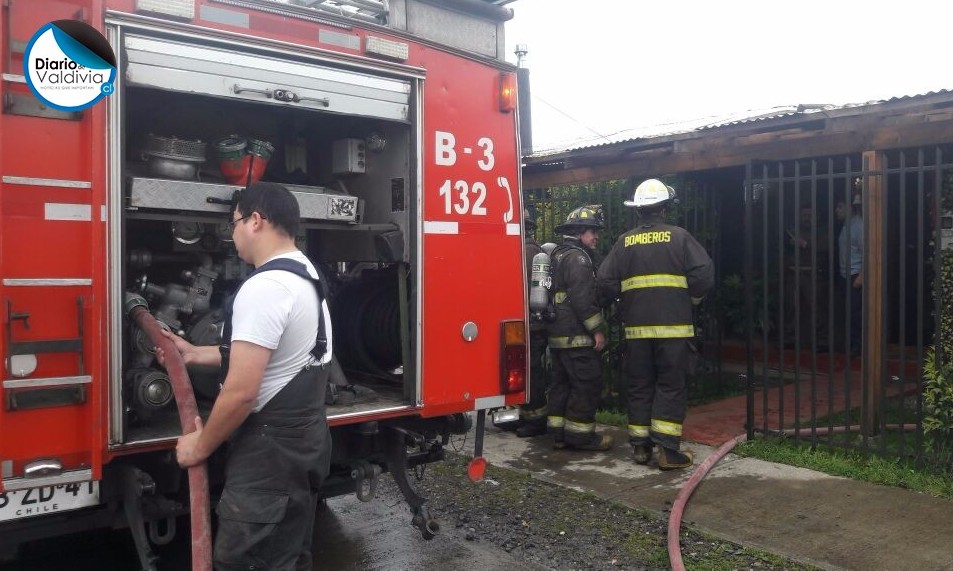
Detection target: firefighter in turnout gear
<box><xmin>517</xmin><ymin>208</ymin><xmax>550</xmax><ymax>437</ymax></box>
<box><xmin>546</xmin><ymin>206</ymin><xmax>614</xmax><ymax>451</ymax></box>
<box><xmin>598</xmin><ymin>180</ymin><xmax>714</xmax><ymax>470</ymax></box>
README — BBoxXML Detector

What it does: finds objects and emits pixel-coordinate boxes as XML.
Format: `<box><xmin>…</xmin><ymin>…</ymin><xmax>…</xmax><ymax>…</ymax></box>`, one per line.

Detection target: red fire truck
<box><xmin>0</xmin><ymin>0</ymin><xmax>527</xmax><ymax>566</ymax></box>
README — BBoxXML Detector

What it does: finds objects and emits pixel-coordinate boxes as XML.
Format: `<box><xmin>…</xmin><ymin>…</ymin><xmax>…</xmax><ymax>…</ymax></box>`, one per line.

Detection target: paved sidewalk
<box><xmin>480</xmin><ymin>424</ymin><xmax>953</xmax><ymax>571</ymax></box>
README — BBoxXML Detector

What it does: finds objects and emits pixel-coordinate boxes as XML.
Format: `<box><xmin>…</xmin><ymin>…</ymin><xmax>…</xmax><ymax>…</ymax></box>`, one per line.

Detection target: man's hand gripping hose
<box><xmin>127</xmin><ymin>295</ymin><xmax>212</xmax><ymax>571</ymax></box>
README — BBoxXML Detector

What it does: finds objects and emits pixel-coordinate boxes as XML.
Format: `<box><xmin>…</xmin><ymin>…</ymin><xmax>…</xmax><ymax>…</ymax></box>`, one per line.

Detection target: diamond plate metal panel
<box><xmin>128</xmin><ymin>178</ymin><xmax>359</xmax><ymax>222</ymax></box>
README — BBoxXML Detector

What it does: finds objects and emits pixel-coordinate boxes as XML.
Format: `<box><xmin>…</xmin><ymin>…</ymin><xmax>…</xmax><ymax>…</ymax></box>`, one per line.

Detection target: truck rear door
<box><xmin>421</xmin><ymin>56</ymin><xmax>525</xmax><ymax>415</ymax></box>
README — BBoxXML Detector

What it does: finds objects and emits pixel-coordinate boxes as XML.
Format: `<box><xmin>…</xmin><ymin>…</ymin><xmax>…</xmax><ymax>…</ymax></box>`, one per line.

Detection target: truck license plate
<box><xmin>0</xmin><ymin>482</ymin><xmax>99</xmax><ymax>522</ymax></box>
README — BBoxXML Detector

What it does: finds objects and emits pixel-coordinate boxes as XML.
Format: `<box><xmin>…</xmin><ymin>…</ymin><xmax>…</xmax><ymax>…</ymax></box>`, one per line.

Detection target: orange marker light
<box><xmin>503</xmin><ymin>320</ymin><xmax>526</xmax><ymax>345</ymax></box>
<box><xmin>499</xmin><ymin>72</ymin><xmax>517</xmax><ymax>113</ymax></box>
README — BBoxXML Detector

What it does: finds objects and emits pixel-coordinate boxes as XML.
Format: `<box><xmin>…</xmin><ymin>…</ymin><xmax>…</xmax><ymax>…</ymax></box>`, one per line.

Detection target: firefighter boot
<box><xmin>632</xmin><ymin>442</ymin><xmax>654</xmax><ymax>465</ymax></box>
<box><xmin>551</xmin><ymin>429</ymin><xmax>567</xmax><ymax>450</ymax></box>
<box><xmin>548</xmin><ymin>421</ymin><xmax>566</xmax><ymax>449</ymax></box>
<box><xmin>516</xmin><ymin>419</ymin><xmax>548</xmax><ymax>438</ymax></box>
<box><xmin>571</xmin><ymin>433</ymin><xmax>614</xmax><ymax>451</ymax></box>
<box><xmin>658</xmin><ymin>447</ymin><xmax>694</xmax><ymax>471</ymax></box>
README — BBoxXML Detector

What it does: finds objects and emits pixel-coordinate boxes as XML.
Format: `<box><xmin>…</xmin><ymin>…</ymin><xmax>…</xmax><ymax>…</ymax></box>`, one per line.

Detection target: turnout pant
<box><xmin>624</xmin><ymin>338</ymin><xmax>690</xmax><ymax>451</ymax></box>
<box><xmin>214</xmin><ymin>363</ymin><xmax>331</xmax><ymax>571</ymax></box>
<box><xmin>520</xmin><ymin>329</ymin><xmax>550</xmax><ymax>424</ymax></box>
<box><xmin>546</xmin><ymin>347</ymin><xmax>603</xmax><ymax>446</ymax></box>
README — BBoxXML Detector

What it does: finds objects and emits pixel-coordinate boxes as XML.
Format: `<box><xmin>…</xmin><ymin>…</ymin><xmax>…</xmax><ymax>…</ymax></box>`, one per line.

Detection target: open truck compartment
<box><xmin>114</xmin><ymin>27</ymin><xmax>419</xmax><ymax>446</ymax></box>
<box><xmin>1</xmin><ymin>3</ymin><xmax>525</xmax><ymax>562</ymax></box>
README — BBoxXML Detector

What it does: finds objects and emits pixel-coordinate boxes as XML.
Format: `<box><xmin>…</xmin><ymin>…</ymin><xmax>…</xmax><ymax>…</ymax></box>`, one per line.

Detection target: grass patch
<box><xmin>736</xmin><ymin>436</ymin><xmax>953</xmax><ymax>500</ymax></box>
<box><xmin>783</xmin><ymin>395</ymin><xmax>920</xmax><ymax>454</ymax></box>
<box><xmin>595</xmin><ymin>409</ymin><xmax>627</xmax><ymax>428</ymax></box>
<box><xmin>681</xmin><ymin>538</ymin><xmax>804</xmax><ymax>571</ymax></box>
<box><xmin>621</xmin><ymin>528</ymin><xmax>669</xmax><ymax>568</ymax></box>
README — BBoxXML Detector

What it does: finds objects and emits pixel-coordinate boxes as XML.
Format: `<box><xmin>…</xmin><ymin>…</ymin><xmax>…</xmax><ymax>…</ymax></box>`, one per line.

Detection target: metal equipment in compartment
<box><xmin>140</xmin><ymin>134</ymin><xmax>208</xmax><ymax>181</ymax></box>
<box><xmin>127</xmin><ymin>177</ymin><xmax>361</xmax><ymax>223</ymax></box>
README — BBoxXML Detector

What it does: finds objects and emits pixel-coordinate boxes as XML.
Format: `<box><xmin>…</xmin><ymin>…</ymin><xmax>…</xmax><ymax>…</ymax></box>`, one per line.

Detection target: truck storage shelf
<box><xmin>127</xmin><ymin>177</ymin><xmax>360</xmax><ymax>223</ymax></box>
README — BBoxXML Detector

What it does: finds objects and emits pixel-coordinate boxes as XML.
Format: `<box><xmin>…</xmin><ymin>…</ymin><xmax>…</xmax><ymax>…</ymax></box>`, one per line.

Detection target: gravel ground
<box><xmin>411</xmin><ymin>451</ymin><xmax>819</xmax><ymax>571</ymax></box>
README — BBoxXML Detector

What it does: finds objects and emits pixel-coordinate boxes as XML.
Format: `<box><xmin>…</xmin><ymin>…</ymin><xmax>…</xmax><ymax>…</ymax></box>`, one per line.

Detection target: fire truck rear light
<box><xmin>366</xmin><ymin>36</ymin><xmax>409</xmax><ymax>61</ymax></box>
<box><xmin>502</xmin><ymin>320</ymin><xmax>525</xmax><ymax>345</ymax></box>
<box><xmin>499</xmin><ymin>73</ymin><xmax>517</xmax><ymax>113</ymax></box>
<box><xmin>501</xmin><ymin>320</ymin><xmax>526</xmax><ymax>393</ymax></box>
<box><xmin>504</xmin><ymin>361</ymin><xmax>525</xmax><ymax>392</ymax></box>
<box><xmin>136</xmin><ymin>0</ymin><xmax>194</xmax><ymax>19</ymax></box>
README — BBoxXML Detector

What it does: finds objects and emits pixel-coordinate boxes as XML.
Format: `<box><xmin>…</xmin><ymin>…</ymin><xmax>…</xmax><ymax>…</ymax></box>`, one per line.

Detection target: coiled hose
<box><xmin>129</xmin><ymin>305</ymin><xmax>213</xmax><ymax>571</ymax></box>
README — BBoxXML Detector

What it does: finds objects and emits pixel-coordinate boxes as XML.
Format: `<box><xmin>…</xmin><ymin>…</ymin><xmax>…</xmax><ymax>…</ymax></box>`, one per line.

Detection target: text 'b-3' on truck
<box><xmin>0</xmin><ymin>0</ymin><xmax>529</xmax><ymax>566</ymax></box>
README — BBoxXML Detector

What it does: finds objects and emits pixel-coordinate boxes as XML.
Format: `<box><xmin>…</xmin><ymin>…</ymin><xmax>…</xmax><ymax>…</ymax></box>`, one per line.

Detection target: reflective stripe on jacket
<box><xmin>598</xmin><ymin>217</ymin><xmax>713</xmax><ymax>339</ymax></box>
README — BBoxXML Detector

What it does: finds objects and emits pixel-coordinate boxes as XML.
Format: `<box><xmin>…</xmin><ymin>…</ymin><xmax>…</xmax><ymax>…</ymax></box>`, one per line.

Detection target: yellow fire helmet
<box><xmin>554</xmin><ymin>205</ymin><xmax>604</xmax><ymax>235</ymax></box>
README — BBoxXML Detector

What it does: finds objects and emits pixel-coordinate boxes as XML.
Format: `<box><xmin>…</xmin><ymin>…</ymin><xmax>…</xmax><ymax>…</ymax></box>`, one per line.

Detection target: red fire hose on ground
<box><xmin>129</xmin><ymin>303</ymin><xmax>213</xmax><ymax>571</ymax></box>
<box><xmin>667</xmin><ymin>433</ymin><xmax>748</xmax><ymax>571</ymax></box>
<box><xmin>667</xmin><ymin>424</ymin><xmax>919</xmax><ymax>570</ymax></box>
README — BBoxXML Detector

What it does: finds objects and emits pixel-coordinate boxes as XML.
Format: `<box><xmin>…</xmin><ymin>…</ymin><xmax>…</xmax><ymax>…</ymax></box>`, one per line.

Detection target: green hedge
<box><xmin>924</xmin><ymin>174</ymin><xmax>953</xmax><ymax>463</ymax></box>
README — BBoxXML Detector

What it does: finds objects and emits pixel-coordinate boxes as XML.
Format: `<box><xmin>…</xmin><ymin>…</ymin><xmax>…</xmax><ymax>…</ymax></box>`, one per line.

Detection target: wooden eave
<box><xmin>522</xmin><ymin>92</ymin><xmax>953</xmax><ymax>188</ymax></box>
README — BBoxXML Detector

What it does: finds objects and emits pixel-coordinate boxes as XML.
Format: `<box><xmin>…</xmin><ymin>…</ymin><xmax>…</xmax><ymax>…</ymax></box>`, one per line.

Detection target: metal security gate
<box><xmin>743</xmin><ymin>148</ymin><xmax>953</xmax><ymax>468</ymax></box>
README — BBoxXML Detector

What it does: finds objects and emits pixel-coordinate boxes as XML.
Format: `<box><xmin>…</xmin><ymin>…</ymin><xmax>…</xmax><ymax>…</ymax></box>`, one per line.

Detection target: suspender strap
<box><xmin>220</xmin><ymin>257</ymin><xmax>328</xmax><ymax>380</ymax></box>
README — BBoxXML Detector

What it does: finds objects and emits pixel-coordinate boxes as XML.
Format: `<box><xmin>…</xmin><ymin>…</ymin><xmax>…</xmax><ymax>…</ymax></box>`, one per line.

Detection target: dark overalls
<box><xmin>545</xmin><ymin>241</ymin><xmax>607</xmax><ymax>447</ymax></box>
<box><xmin>214</xmin><ymin>258</ymin><xmax>331</xmax><ymax>571</ymax></box>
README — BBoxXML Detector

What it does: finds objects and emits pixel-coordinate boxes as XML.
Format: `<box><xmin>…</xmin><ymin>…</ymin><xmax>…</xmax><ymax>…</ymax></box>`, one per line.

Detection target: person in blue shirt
<box><xmin>838</xmin><ymin>193</ymin><xmax>863</xmax><ymax>357</ymax></box>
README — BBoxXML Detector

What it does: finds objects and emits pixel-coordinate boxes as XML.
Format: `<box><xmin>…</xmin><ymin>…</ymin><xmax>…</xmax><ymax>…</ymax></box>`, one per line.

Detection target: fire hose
<box><xmin>667</xmin><ymin>424</ymin><xmax>919</xmax><ymax>570</ymax></box>
<box><xmin>128</xmin><ymin>301</ymin><xmax>213</xmax><ymax>571</ymax></box>
<box><xmin>667</xmin><ymin>433</ymin><xmax>747</xmax><ymax>571</ymax></box>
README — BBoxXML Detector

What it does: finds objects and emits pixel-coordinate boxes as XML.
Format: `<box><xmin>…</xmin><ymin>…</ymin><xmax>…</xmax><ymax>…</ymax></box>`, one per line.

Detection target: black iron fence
<box><xmin>527</xmin><ymin>146</ymin><xmax>953</xmax><ymax>471</ymax></box>
<box><xmin>744</xmin><ymin>148</ymin><xmax>953</xmax><ymax>470</ymax></box>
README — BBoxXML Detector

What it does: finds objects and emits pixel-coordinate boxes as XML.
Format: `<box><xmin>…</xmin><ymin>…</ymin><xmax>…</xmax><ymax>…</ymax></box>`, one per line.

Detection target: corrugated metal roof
<box><xmin>526</xmin><ymin>108</ymin><xmax>803</xmax><ymax>158</ymax></box>
<box><xmin>527</xmin><ymin>88</ymin><xmax>953</xmax><ymax>159</ymax></box>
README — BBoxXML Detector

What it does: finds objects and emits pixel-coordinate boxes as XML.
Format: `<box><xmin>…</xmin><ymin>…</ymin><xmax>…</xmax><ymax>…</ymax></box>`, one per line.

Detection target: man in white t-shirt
<box><xmin>158</xmin><ymin>182</ymin><xmax>332</xmax><ymax>570</ymax></box>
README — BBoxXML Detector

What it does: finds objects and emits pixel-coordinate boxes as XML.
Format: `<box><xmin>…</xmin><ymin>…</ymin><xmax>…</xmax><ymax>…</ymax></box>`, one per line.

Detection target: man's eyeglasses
<box><xmin>229</xmin><ymin>212</ymin><xmax>266</xmax><ymax>229</ymax></box>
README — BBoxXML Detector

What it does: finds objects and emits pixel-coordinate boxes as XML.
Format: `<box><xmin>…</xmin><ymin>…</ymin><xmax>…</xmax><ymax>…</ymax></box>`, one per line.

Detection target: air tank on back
<box><xmin>529</xmin><ymin>250</ymin><xmax>551</xmax><ymax>313</ymax></box>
